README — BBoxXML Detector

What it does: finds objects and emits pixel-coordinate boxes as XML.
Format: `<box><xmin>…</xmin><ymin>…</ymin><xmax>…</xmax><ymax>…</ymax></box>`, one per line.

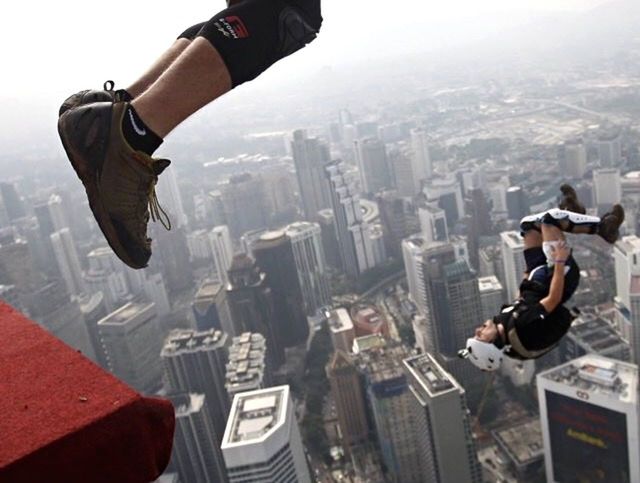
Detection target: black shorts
<box><xmin>523</xmin><ymin>247</ymin><xmax>580</xmax><ymax>304</ymax></box>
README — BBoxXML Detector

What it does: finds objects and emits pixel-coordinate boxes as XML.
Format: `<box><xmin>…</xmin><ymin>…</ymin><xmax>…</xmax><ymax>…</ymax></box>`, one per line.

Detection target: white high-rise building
<box><xmin>187</xmin><ymin>229</ymin><xmax>214</xmax><ymax>261</ymax></box>
<box><xmin>423</xmin><ymin>176</ymin><xmax>465</xmax><ymax>225</ymax></box>
<box><xmin>222</xmin><ymin>385</ymin><xmax>311</xmax><ymax>483</ymax></box>
<box><xmin>209</xmin><ymin>225</ymin><xmax>234</xmax><ymax>285</ymax></box>
<box><xmin>563</xmin><ymin>142</ymin><xmax>587</xmax><ymax>179</ymax></box>
<box><xmin>98</xmin><ymin>302</ymin><xmax>163</xmax><ymax>394</ymax></box>
<box><xmin>410</xmin><ymin>128</ymin><xmax>432</xmax><ymax>194</ymax></box>
<box><xmin>285</xmin><ymin>221</ymin><xmax>331</xmax><ymax>315</ymax></box>
<box><xmin>418</xmin><ymin>204</ymin><xmax>449</xmax><ymax>243</ymax></box>
<box><xmin>613</xmin><ymin>236</ymin><xmax>640</xmax><ymax>362</ymax></box>
<box><xmin>537</xmin><ymin>355</ymin><xmax>639</xmax><ymax>483</ymax></box>
<box><xmin>403</xmin><ymin>353</ymin><xmax>482</xmax><ymax>483</ymax></box>
<box><xmin>598</xmin><ymin>132</ymin><xmax>623</xmax><ymax>168</ymax></box>
<box><xmin>225</xmin><ymin>332</ymin><xmax>269</xmax><ymax>400</ymax></box>
<box><xmin>50</xmin><ymin>228</ymin><xmax>85</xmax><ymax>296</ymax></box>
<box><xmin>157</xmin><ymin>165</ymin><xmax>188</xmax><ymax>228</ymax></box>
<box><xmin>85</xmin><ymin>247</ymin><xmax>130</xmax><ymax>311</ymax></box>
<box><xmin>354</xmin><ymin>137</ymin><xmax>390</xmax><ymax>194</ymax></box>
<box><xmin>47</xmin><ymin>194</ymin><xmax>69</xmax><ymax>232</ymax></box>
<box><xmin>478</xmin><ymin>276</ymin><xmax>504</xmax><ymax>322</ymax></box>
<box><xmin>326</xmin><ymin>162</ymin><xmax>376</xmax><ymax>276</ymax></box>
<box><xmin>593</xmin><ymin>168</ymin><xmax>622</xmax><ymax>210</ymax></box>
<box><xmin>500</xmin><ymin>231</ymin><xmax>526</xmax><ymax>302</ymax></box>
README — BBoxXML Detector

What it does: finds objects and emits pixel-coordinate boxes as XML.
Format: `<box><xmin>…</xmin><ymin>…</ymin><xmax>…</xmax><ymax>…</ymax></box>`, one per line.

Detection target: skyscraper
<box><xmin>387</xmin><ymin>149</ymin><xmax>415</xmax><ymax>198</ymax></box>
<box><xmin>97</xmin><ymin>302</ymin><xmax>163</xmax><ymax>394</ymax></box>
<box><xmin>613</xmin><ymin>235</ymin><xmax>640</xmax><ymax>362</ymax></box>
<box><xmin>193</xmin><ymin>279</ymin><xmax>234</xmax><ymax>333</ymax></box>
<box><xmin>423</xmin><ymin>176</ymin><xmax>465</xmax><ymax>226</ymax></box>
<box><xmin>221</xmin><ymin>173</ymin><xmax>269</xmax><ymax>238</ymax></box>
<box><xmin>376</xmin><ymin>191</ymin><xmax>413</xmax><ymax>258</ymax></box>
<box><xmin>156</xmin><ymin>165</ymin><xmax>188</xmax><ymax>228</ymax></box>
<box><xmin>252</xmin><ymin>231</ymin><xmax>308</xmax><ymax>347</ymax></box>
<box><xmin>354</xmin><ymin>137</ymin><xmax>391</xmax><ymax>194</ymax></box>
<box><xmin>285</xmin><ymin>221</ymin><xmax>331</xmax><ymax>315</ymax></box>
<box><xmin>222</xmin><ymin>386</ymin><xmax>311</xmax><ymax>483</ymax></box>
<box><xmin>593</xmin><ymin>168</ymin><xmax>622</xmax><ymax>211</ymax></box>
<box><xmin>0</xmin><ymin>182</ymin><xmax>26</xmax><ymax>221</ymax></box>
<box><xmin>317</xmin><ymin>209</ymin><xmax>342</xmax><ymax>269</ymax></box>
<box><xmin>291</xmin><ymin>129</ymin><xmax>332</xmax><ymax>221</ymax></box>
<box><xmin>325</xmin><ymin>161</ymin><xmax>376</xmax><ymax>276</ymax></box>
<box><xmin>501</xmin><ymin>231</ymin><xmax>526</xmax><ymax>302</ymax></box>
<box><xmin>597</xmin><ymin>131</ymin><xmax>623</xmax><ymax>168</ymax></box>
<box><xmin>84</xmin><ymin>247</ymin><xmax>130</xmax><ymax>311</ymax></box>
<box><xmin>506</xmin><ymin>186</ymin><xmax>529</xmax><ymax>221</ymax></box>
<box><xmin>209</xmin><ymin>225</ymin><xmax>234</xmax><ymax>285</ymax></box>
<box><xmin>561</xmin><ymin>141</ymin><xmax>587</xmax><ymax>179</ymax></box>
<box><xmin>329</xmin><ymin>308</ymin><xmax>356</xmax><ymax>353</ymax></box>
<box><xmin>403</xmin><ymin>353</ymin><xmax>482</xmax><ymax>483</ymax></box>
<box><xmin>50</xmin><ymin>228</ymin><xmax>85</xmax><ymax>297</ymax></box>
<box><xmin>478</xmin><ymin>275</ymin><xmax>504</xmax><ymax>322</ymax></box>
<box><xmin>418</xmin><ymin>204</ymin><xmax>449</xmax><ymax>243</ymax></box>
<box><xmin>537</xmin><ymin>355</ymin><xmax>639</xmax><ymax>483</ymax></box>
<box><xmin>168</xmin><ymin>393</ymin><xmax>229</xmax><ymax>483</ymax></box>
<box><xmin>410</xmin><ymin>128</ymin><xmax>432</xmax><ymax>193</ymax></box>
<box><xmin>226</xmin><ymin>254</ymin><xmax>284</xmax><ymax>367</ymax></box>
<box><xmin>326</xmin><ymin>351</ymin><xmax>370</xmax><ymax>453</ymax></box>
<box><xmin>162</xmin><ymin>329</ymin><xmax>230</xmax><ymax>441</ymax></box>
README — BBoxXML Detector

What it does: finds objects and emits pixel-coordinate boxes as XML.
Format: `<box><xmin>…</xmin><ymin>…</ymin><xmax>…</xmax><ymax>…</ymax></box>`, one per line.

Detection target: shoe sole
<box><xmin>58</xmin><ymin>109</ymin><xmax>146</xmax><ymax>269</ymax></box>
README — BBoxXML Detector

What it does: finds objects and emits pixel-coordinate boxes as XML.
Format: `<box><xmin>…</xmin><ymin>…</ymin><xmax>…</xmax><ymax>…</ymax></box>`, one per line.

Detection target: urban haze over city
<box><xmin>2</xmin><ymin>0</ymin><xmax>640</xmax><ymax>481</ymax></box>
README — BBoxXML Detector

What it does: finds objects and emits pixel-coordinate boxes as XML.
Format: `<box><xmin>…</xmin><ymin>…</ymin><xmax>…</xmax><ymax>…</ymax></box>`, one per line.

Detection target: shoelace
<box><xmin>148</xmin><ymin>184</ymin><xmax>172</xmax><ymax>231</ymax></box>
<box><xmin>103</xmin><ymin>80</ymin><xmax>132</xmax><ymax>102</ymax></box>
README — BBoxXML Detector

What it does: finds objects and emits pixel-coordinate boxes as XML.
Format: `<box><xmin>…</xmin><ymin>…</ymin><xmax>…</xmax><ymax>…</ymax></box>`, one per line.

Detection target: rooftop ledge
<box><xmin>0</xmin><ymin>302</ymin><xmax>175</xmax><ymax>483</ymax></box>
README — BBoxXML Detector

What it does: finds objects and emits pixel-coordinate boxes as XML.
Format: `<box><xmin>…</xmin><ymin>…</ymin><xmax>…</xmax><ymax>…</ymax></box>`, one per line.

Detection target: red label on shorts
<box><xmin>221</xmin><ymin>16</ymin><xmax>249</xmax><ymax>39</ymax></box>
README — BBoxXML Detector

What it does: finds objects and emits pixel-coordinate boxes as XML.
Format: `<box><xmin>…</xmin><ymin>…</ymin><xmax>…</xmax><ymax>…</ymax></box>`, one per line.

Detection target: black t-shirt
<box><xmin>498</xmin><ymin>279</ymin><xmax>573</xmax><ymax>354</ymax></box>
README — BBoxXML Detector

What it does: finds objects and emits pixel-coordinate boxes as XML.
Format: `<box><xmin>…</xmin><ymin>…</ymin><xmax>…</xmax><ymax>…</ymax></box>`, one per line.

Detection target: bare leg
<box><xmin>523</xmin><ymin>230</ymin><xmax>543</xmax><ymax>250</ymax></box>
<box><xmin>541</xmin><ymin>224</ymin><xmax>565</xmax><ymax>243</ymax></box>
<box><xmin>132</xmin><ymin>38</ymin><xmax>232</xmax><ymax>137</ymax></box>
<box><xmin>126</xmin><ymin>38</ymin><xmax>192</xmax><ymax>98</ymax></box>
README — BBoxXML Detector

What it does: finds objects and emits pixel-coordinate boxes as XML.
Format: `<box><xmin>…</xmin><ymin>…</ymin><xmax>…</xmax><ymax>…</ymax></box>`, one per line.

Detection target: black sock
<box><xmin>121</xmin><ymin>105</ymin><xmax>163</xmax><ymax>155</ymax></box>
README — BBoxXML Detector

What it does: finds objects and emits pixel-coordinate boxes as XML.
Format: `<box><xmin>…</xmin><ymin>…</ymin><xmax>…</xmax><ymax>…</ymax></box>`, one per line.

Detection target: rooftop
<box><xmin>501</xmin><ymin>231</ymin><xmax>524</xmax><ymax>248</ymax></box>
<box><xmin>569</xmin><ymin>315</ymin><xmax>629</xmax><ymax>354</ymax></box>
<box><xmin>538</xmin><ymin>355</ymin><xmax>638</xmax><ymax>405</ymax></box>
<box><xmin>404</xmin><ymin>353</ymin><xmax>456</xmax><ymax>396</ymax></box>
<box><xmin>478</xmin><ymin>276</ymin><xmax>503</xmax><ymax>293</ymax></box>
<box><xmin>162</xmin><ymin>329</ymin><xmax>226</xmax><ymax>356</ymax></box>
<box><xmin>224</xmin><ymin>386</ymin><xmax>288</xmax><ymax>445</ymax></box>
<box><xmin>329</xmin><ymin>308</ymin><xmax>353</xmax><ymax>333</ymax></box>
<box><xmin>492</xmin><ymin>419</ymin><xmax>543</xmax><ymax>469</ymax></box>
<box><xmin>98</xmin><ymin>302</ymin><xmax>155</xmax><ymax>327</ymax></box>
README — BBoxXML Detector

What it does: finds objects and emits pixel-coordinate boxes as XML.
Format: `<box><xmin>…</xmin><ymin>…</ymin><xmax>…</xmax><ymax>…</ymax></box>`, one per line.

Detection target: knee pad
<box><xmin>198</xmin><ymin>0</ymin><xmax>322</xmax><ymax>87</ymax></box>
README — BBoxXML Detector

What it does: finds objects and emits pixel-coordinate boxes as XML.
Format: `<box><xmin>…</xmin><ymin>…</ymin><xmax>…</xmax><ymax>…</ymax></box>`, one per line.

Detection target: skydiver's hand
<box><xmin>550</xmin><ymin>240</ymin><xmax>571</xmax><ymax>264</ymax></box>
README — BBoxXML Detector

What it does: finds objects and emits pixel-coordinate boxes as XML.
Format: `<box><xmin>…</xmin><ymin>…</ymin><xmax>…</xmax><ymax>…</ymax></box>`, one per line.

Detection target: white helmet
<box><xmin>458</xmin><ymin>338</ymin><xmax>505</xmax><ymax>372</ymax></box>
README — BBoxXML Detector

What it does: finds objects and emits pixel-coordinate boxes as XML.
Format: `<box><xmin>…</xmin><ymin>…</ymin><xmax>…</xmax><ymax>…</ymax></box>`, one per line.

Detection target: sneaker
<box><xmin>58</xmin><ymin>81</ymin><xmax>132</xmax><ymax>117</ymax></box>
<box><xmin>58</xmin><ymin>102</ymin><xmax>171</xmax><ymax>269</ymax></box>
<box><xmin>598</xmin><ymin>204</ymin><xmax>625</xmax><ymax>244</ymax></box>
<box><xmin>558</xmin><ymin>184</ymin><xmax>586</xmax><ymax>214</ymax></box>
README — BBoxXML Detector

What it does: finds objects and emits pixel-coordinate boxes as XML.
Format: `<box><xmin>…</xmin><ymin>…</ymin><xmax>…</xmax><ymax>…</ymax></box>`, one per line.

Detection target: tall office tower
<box><xmin>0</xmin><ymin>181</ymin><xmax>25</xmax><ymax>221</ymax></box>
<box><xmin>388</xmin><ymin>149</ymin><xmax>415</xmax><ymax>197</ymax></box>
<box><xmin>355</xmin><ymin>121</ymin><xmax>378</xmax><ymax>139</ymax></box>
<box><xmin>317</xmin><ymin>209</ymin><xmax>342</xmax><ymax>269</ymax></box>
<box><xmin>50</xmin><ymin>228</ymin><xmax>85</xmax><ymax>297</ymax></box>
<box><xmin>329</xmin><ymin>308</ymin><xmax>356</xmax><ymax>353</ymax></box>
<box><xmin>79</xmin><ymin>292</ymin><xmax>109</xmax><ymax>368</ymax></box>
<box><xmin>465</xmin><ymin>187</ymin><xmax>493</xmax><ymax>269</ymax></box>
<box><xmin>419</xmin><ymin>204</ymin><xmax>449</xmax><ymax>243</ymax></box>
<box><xmin>326</xmin><ymin>351</ymin><xmax>370</xmax><ymax>453</ymax></box>
<box><xmin>376</xmin><ymin>191</ymin><xmax>412</xmax><ymax>258</ymax></box>
<box><xmin>225</xmin><ymin>332</ymin><xmax>271</xmax><ymax>401</ymax></box>
<box><xmin>290</xmin><ymin>129</ymin><xmax>331</xmax><ymax>220</ymax></box>
<box><xmin>156</xmin><ymin>165</ymin><xmax>188</xmax><ymax>228</ymax></box>
<box><xmin>252</xmin><ymin>231</ymin><xmax>308</xmax><ymax>347</ymax></box>
<box><xmin>151</xmin><ymin>225</ymin><xmax>193</xmax><ymax>294</ymax></box>
<box><xmin>226</xmin><ymin>254</ymin><xmax>284</xmax><ymax>367</ymax></box>
<box><xmin>410</xmin><ymin>128</ymin><xmax>432</xmax><ymax>193</ymax></box>
<box><xmin>506</xmin><ymin>186</ymin><xmax>529</xmax><ymax>221</ymax></box>
<box><xmin>404</xmin><ymin>353</ymin><xmax>482</xmax><ymax>483</ymax></box>
<box><xmin>187</xmin><ymin>229</ymin><xmax>213</xmax><ymax>262</ymax></box>
<box><xmin>537</xmin><ymin>355</ymin><xmax>639</xmax><ymax>483</ymax></box>
<box><xmin>478</xmin><ymin>276</ymin><xmax>504</xmax><ymax>322</ymax></box>
<box><xmin>168</xmin><ymin>393</ymin><xmax>229</xmax><ymax>483</ymax></box>
<box><xmin>142</xmin><ymin>272</ymin><xmax>171</xmax><ymax>317</ymax></box>
<box><xmin>489</xmin><ymin>182</ymin><xmax>508</xmax><ymax>214</ymax></box>
<box><xmin>326</xmin><ymin>161</ymin><xmax>376</xmax><ymax>277</ymax></box>
<box><xmin>597</xmin><ymin>131</ymin><xmax>623</xmax><ymax>167</ymax></box>
<box><xmin>561</xmin><ymin>141</ymin><xmax>587</xmax><ymax>179</ymax></box>
<box><xmin>98</xmin><ymin>302</ymin><xmax>163</xmax><ymax>394</ymax></box>
<box><xmin>368</xmin><ymin>224</ymin><xmax>387</xmax><ymax>266</ymax></box>
<box><xmin>285</xmin><ymin>222</ymin><xmax>331</xmax><ymax>315</ymax></box>
<box><xmin>0</xmin><ymin>196</ymin><xmax>9</xmax><ymax>228</ymax></box>
<box><xmin>193</xmin><ymin>279</ymin><xmax>233</xmax><ymax>333</ymax></box>
<box><xmin>28</xmin><ymin>281</ymin><xmax>96</xmax><ymax>362</ymax></box>
<box><xmin>501</xmin><ymin>231</ymin><xmax>526</xmax><ymax>302</ymax></box>
<box><xmin>0</xmin><ymin>236</ymin><xmax>41</xmax><ymax>308</ymax></box>
<box><xmin>162</xmin><ymin>329</ymin><xmax>231</xmax><ymax>441</ymax></box>
<box><xmin>562</xmin><ymin>313</ymin><xmax>631</xmax><ymax>363</ymax></box>
<box><xmin>358</xmin><ymin>343</ymin><xmax>420</xmax><ymax>482</ymax></box>
<box><xmin>221</xmin><ymin>173</ymin><xmax>269</xmax><ymax>238</ymax></box>
<box><xmin>354</xmin><ymin>137</ymin><xmax>391</xmax><ymax>195</ymax></box>
<box><xmin>261</xmin><ymin>164</ymin><xmax>298</xmax><ymax>224</ymax></box>
<box><xmin>613</xmin><ymin>236</ymin><xmax>640</xmax><ymax>362</ymax></box>
<box><xmin>209</xmin><ymin>225</ymin><xmax>234</xmax><ymax>285</ymax></box>
<box><xmin>423</xmin><ymin>176</ymin><xmax>465</xmax><ymax>226</ymax></box>
<box><xmin>593</xmin><ymin>168</ymin><xmax>622</xmax><ymax>211</ymax></box>
<box><xmin>222</xmin><ymin>385</ymin><xmax>311</xmax><ymax>483</ymax></box>
<box><xmin>84</xmin><ymin>247</ymin><xmax>130</xmax><ymax>311</ymax></box>
<box><xmin>239</xmin><ymin>228</ymin><xmax>268</xmax><ymax>256</ymax></box>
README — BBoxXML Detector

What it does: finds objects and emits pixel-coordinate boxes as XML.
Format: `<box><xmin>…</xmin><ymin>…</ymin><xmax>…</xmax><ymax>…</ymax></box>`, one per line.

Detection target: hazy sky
<box><xmin>0</xmin><ymin>0</ymin><xmax>609</xmax><ymax>102</ymax></box>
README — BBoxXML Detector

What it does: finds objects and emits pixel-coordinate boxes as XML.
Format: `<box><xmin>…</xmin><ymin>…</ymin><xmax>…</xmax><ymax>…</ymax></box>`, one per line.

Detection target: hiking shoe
<box><xmin>58</xmin><ymin>80</ymin><xmax>132</xmax><ymax>117</ymax></box>
<box><xmin>57</xmin><ymin>102</ymin><xmax>171</xmax><ymax>269</ymax></box>
<box><xmin>558</xmin><ymin>184</ymin><xmax>586</xmax><ymax>214</ymax></box>
<box><xmin>598</xmin><ymin>204</ymin><xmax>625</xmax><ymax>244</ymax></box>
